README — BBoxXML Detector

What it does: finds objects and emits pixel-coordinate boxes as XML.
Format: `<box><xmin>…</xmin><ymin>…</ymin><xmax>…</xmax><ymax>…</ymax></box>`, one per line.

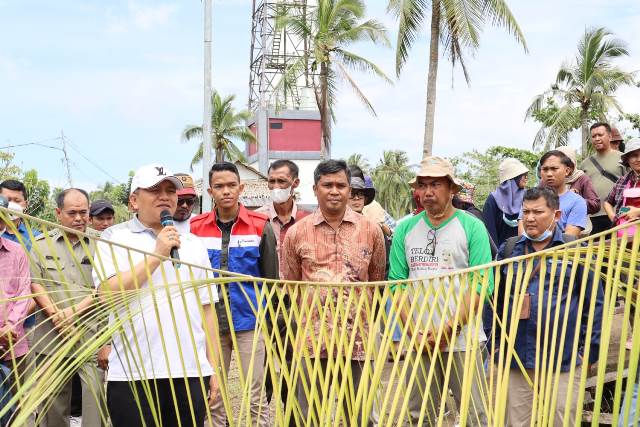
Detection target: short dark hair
<box><xmin>348</xmin><ymin>164</ymin><xmax>364</xmax><ymax>180</ymax></box>
<box><xmin>314</xmin><ymin>160</ymin><xmax>351</xmax><ymax>185</ymax></box>
<box><xmin>590</xmin><ymin>122</ymin><xmax>611</xmax><ymax>134</ymax></box>
<box><xmin>56</xmin><ymin>188</ymin><xmax>90</xmax><ymax>209</ymax></box>
<box><xmin>0</xmin><ymin>179</ymin><xmax>28</xmax><ymax>200</ymax></box>
<box><xmin>523</xmin><ymin>187</ymin><xmax>559</xmax><ymax>210</ymax></box>
<box><xmin>208</xmin><ymin>162</ymin><xmax>240</xmax><ymax>184</ymax></box>
<box><xmin>539</xmin><ymin>150</ymin><xmax>573</xmax><ymax>169</ymax></box>
<box><xmin>268</xmin><ymin>159</ymin><xmax>299</xmax><ymax>179</ymax></box>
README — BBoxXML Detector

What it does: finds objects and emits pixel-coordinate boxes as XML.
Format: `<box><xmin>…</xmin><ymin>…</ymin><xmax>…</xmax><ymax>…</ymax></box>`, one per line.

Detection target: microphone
<box><xmin>160</xmin><ymin>210</ymin><xmax>180</xmax><ymax>267</ymax></box>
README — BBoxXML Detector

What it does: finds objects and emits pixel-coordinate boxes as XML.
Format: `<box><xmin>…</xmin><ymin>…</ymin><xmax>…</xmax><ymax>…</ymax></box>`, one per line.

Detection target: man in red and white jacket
<box><xmin>190</xmin><ymin>161</ymin><xmax>278</xmax><ymax>426</ymax></box>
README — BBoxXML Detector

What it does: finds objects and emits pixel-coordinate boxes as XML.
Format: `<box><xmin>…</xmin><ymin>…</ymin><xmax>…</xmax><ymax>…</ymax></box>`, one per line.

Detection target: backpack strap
<box><xmin>502</xmin><ymin>236</ymin><xmax>519</xmax><ymax>259</ymax></box>
<box><xmin>589</xmin><ymin>156</ymin><xmax>620</xmax><ymax>184</ymax></box>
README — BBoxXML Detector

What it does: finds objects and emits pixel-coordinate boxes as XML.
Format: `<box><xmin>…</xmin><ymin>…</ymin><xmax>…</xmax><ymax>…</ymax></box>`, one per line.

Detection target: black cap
<box><xmin>90</xmin><ymin>199</ymin><xmax>114</xmax><ymax>217</ymax></box>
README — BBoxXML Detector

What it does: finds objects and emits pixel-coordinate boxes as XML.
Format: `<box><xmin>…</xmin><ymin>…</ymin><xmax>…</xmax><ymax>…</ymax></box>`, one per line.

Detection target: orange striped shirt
<box><xmin>281</xmin><ymin>207</ymin><xmax>386</xmax><ymax>360</ymax></box>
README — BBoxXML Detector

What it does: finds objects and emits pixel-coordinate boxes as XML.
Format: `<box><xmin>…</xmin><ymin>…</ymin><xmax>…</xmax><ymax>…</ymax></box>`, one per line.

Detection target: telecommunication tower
<box><xmin>247</xmin><ymin>0</ymin><xmax>322</xmax><ymax>206</ymax></box>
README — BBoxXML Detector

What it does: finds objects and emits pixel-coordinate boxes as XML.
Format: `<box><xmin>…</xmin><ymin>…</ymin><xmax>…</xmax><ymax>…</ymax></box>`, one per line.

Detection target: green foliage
<box><xmin>371</xmin><ymin>150</ymin><xmax>413</xmax><ymax>219</ymax></box>
<box><xmin>526</xmin><ymin>27</ymin><xmax>636</xmax><ymax>155</ymax></box>
<box><xmin>345</xmin><ymin>154</ymin><xmax>371</xmax><ymax>175</ymax></box>
<box><xmin>276</xmin><ymin>0</ymin><xmax>391</xmax><ymax>157</ymax></box>
<box><xmin>0</xmin><ymin>151</ymin><xmax>22</xmax><ymax>180</ymax></box>
<box><xmin>451</xmin><ymin>145</ymin><xmax>540</xmax><ymax>207</ymax></box>
<box><xmin>182</xmin><ymin>90</ymin><xmax>256</xmax><ymax>168</ymax></box>
<box><xmin>620</xmin><ymin>113</ymin><xmax>640</xmax><ymax>133</ymax></box>
<box><xmin>90</xmin><ymin>176</ymin><xmax>133</xmax><ymax>223</ymax></box>
<box><xmin>22</xmin><ymin>169</ymin><xmax>51</xmax><ymax>218</ymax></box>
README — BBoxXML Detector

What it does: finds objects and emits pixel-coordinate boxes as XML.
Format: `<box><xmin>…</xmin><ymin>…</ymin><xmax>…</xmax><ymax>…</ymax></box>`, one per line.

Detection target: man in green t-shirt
<box><xmin>579</xmin><ymin>122</ymin><xmax>626</xmax><ymax>235</ymax></box>
<box><xmin>389</xmin><ymin>156</ymin><xmax>492</xmax><ymax>426</ymax></box>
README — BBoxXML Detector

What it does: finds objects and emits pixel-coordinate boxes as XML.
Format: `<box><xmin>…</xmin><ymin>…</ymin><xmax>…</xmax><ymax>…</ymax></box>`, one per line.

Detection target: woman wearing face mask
<box><xmin>483</xmin><ymin>158</ymin><xmax>529</xmax><ymax>248</ymax></box>
<box><xmin>519</xmin><ymin>150</ymin><xmax>588</xmax><ymax>237</ymax></box>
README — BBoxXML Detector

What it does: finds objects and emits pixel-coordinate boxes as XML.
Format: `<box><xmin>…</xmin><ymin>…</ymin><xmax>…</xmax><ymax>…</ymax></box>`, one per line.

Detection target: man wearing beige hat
<box><xmin>389</xmin><ymin>156</ymin><xmax>492</xmax><ymax>426</ymax></box>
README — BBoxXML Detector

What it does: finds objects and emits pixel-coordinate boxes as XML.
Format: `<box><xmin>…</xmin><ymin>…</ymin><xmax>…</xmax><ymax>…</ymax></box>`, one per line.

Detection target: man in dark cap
<box><xmin>89</xmin><ymin>199</ymin><xmax>115</xmax><ymax>232</ymax></box>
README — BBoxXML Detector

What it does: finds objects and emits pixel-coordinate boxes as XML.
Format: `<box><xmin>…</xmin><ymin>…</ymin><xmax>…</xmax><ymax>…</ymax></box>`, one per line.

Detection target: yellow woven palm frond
<box><xmin>0</xmin><ymin>207</ymin><xmax>639</xmax><ymax>426</ymax></box>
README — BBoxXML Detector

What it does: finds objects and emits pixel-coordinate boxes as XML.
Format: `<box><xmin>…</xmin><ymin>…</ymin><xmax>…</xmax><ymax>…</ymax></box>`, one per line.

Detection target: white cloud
<box><xmin>107</xmin><ymin>1</ymin><xmax>178</xmax><ymax>33</ymax></box>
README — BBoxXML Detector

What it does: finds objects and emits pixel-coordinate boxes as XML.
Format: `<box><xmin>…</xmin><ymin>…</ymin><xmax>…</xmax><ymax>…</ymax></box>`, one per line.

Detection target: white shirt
<box><xmin>93</xmin><ymin>217</ymin><xmax>218</xmax><ymax>381</ymax></box>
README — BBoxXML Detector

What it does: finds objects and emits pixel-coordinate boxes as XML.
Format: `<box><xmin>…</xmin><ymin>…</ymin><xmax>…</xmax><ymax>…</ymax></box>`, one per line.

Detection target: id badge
<box><xmin>520</xmin><ymin>293</ymin><xmax>531</xmax><ymax>320</ymax></box>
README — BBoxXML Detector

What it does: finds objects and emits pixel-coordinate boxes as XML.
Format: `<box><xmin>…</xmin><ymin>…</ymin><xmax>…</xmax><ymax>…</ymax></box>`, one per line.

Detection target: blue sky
<box><xmin>1</xmin><ymin>0</ymin><xmax>639</xmax><ymax>190</ymax></box>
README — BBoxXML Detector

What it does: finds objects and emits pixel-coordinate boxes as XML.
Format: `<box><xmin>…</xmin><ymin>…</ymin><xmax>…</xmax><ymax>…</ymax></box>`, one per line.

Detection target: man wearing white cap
<box><xmin>389</xmin><ymin>156</ymin><xmax>493</xmax><ymax>426</ymax></box>
<box><xmin>93</xmin><ymin>164</ymin><xmax>219</xmax><ymax>427</ymax></box>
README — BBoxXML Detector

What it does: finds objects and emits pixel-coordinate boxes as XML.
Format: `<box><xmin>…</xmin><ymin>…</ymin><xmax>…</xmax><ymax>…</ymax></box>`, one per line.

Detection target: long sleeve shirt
<box><xmin>0</xmin><ymin>237</ymin><xmax>32</xmax><ymax>359</ymax></box>
<box><xmin>494</xmin><ymin>228</ymin><xmax>604</xmax><ymax>372</ymax></box>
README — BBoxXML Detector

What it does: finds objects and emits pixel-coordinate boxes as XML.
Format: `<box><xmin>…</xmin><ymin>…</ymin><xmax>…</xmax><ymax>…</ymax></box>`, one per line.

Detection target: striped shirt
<box><xmin>281</xmin><ymin>207</ymin><xmax>386</xmax><ymax>360</ymax></box>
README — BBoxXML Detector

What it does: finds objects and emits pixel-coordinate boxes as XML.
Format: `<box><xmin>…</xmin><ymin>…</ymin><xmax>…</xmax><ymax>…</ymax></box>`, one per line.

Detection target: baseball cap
<box><xmin>130</xmin><ymin>164</ymin><xmax>183</xmax><ymax>195</ymax></box>
<box><xmin>175</xmin><ymin>173</ymin><xmax>196</xmax><ymax>197</ymax></box>
<box><xmin>409</xmin><ymin>156</ymin><xmax>462</xmax><ymax>191</ymax></box>
<box><xmin>90</xmin><ymin>199</ymin><xmax>115</xmax><ymax>217</ymax></box>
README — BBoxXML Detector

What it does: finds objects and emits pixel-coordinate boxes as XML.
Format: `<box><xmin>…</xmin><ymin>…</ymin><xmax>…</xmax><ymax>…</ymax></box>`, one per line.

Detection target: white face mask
<box><xmin>270</xmin><ymin>186</ymin><xmax>292</xmax><ymax>204</ymax></box>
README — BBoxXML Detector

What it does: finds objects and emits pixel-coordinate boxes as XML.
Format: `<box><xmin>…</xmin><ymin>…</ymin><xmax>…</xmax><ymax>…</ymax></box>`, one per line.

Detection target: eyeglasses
<box><xmin>425</xmin><ymin>228</ymin><xmax>437</xmax><ymax>256</ymax></box>
<box><xmin>178</xmin><ymin>198</ymin><xmax>196</xmax><ymax>207</ymax></box>
<box><xmin>349</xmin><ymin>191</ymin><xmax>365</xmax><ymax>200</ymax></box>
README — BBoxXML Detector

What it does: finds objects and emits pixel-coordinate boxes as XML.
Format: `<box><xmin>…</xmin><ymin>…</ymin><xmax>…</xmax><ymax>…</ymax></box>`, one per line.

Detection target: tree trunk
<box><xmin>422</xmin><ymin>1</ymin><xmax>441</xmax><ymax>158</ymax></box>
<box><xmin>319</xmin><ymin>62</ymin><xmax>331</xmax><ymax>159</ymax></box>
<box><xmin>580</xmin><ymin>108</ymin><xmax>589</xmax><ymax>158</ymax></box>
<box><xmin>215</xmin><ymin>141</ymin><xmax>224</xmax><ymax>163</ymax></box>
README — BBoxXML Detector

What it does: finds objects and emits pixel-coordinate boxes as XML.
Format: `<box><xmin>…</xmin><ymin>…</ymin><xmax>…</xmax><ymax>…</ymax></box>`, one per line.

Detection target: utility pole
<box><xmin>60</xmin><ymin>130</ymin><xmax>73</xmax><ymax>187</ymax></box>
<box><xmin>201</xmin><ymin>0</ymin><xmax>213</xmax><ymax>213</ymax></box>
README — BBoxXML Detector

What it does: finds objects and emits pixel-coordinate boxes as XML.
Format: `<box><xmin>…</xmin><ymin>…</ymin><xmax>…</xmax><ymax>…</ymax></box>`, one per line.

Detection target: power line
<box><xmin>63</xmin><ymin>136</ymin><xmax>123</xmax><ymax>184</ymax></box>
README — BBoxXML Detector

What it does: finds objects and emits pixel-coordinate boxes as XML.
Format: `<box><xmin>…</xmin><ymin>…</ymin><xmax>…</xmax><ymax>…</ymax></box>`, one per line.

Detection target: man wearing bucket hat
<box><xmin>389</xmin><ymin>156</ymin><xmax>493</xmax><ymax>425</ymax></box>
<box><xmin>482</xmin><ymin>158</ymin><xmax>529</xmax><ymax>248</ymax></box>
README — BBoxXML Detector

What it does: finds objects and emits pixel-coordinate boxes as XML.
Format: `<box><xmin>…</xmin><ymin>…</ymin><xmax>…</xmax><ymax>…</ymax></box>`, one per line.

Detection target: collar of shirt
<box><xmin>199</xmin><ymin>203</ymin><xmax>252</xmax><ymax>228</ymax></box>
<box><xmin>516</xmin><ymin>225</ymin><xmax>565</xmax><ymax>249</ymax></box>
<box><xmin>127</xmin><ymin>215</ymin><xmax>161</xmax><ymax>238</ymax></box>
<box><xmin>264</xmin><ymin>202</ymin><xmax>298</xmax><ymax>225</ymax></box>
<box><xmin>311</xmin><ymin>206</ymin><xmax>359</xmax><ymax>227</ymax></box>
<box><xmin>0</xmin><ymin>235</ymin><xmax>9</xmax><ymax>251</ymax></box>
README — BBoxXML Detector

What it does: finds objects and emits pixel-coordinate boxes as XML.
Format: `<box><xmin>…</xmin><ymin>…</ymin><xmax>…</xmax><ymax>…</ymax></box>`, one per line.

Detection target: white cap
<box><xmin>498</xmin><ymin>158</ymin><xmax>529</xmax><ymax>184</ymax></box>
<box><xmin>130</xmin><ymin>164</ymin><xmax>183</xmax><ymax>195</ymax></box>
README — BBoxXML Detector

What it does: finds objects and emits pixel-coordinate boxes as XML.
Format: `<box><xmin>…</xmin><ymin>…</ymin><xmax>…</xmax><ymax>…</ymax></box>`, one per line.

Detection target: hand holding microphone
<box><xmin>158</xmin><ymin>210</ymin><xmax>181</xmax><ymax>267</ymax></box>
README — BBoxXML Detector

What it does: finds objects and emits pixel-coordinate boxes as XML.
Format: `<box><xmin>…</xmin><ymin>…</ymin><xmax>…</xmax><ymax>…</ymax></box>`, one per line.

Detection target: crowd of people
<box><xmin>0</xmin><ymin>121</ymin><xmax>639</xmax><ymax>426</ymax></box>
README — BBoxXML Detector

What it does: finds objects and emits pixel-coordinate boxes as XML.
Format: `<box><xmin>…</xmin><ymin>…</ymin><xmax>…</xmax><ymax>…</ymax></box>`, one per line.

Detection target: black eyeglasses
<box><xmin>178</xmin><ymin>198</ymin><xmax>196</xmax><ymax>207</ymax></box>
<box><xmin>425</xmin><ymin>229</ymin><xmax>437</xmax><ymax>256</ymax></box>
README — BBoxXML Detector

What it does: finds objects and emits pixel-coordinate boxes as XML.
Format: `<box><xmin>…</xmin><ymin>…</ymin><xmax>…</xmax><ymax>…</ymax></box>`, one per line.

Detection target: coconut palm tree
<box><xmin>388</xmin><ymin>0</ymin><xmax>527</xmax><ymax>158</ymax></box>
<box><xmin>346</xmin><ymin>153</ymin><xmax>371</xmax><ymax>175</ymax></box>
<box><xmin>372</xmin><ymin>150</ymin><xmax>414</xmax><ymax>219</ymax></box>
<box><xmin>181</xmin><ymin>91</ymin><xmax>256</xmax><ymax>169</ymax></box>
<box><xmin>525</xmin><ymin>27</ymin><xmax>636</xmax><ymax>156</ymax></box>
<box><xmin>277</xmin><ymin>0</ymin><xmax>392</xmax><ymax>159</ymax></box>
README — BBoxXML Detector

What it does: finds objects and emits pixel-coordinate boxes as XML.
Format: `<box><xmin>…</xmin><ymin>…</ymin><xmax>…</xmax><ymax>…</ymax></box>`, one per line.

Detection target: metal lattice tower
<box><xmin>248</xmin><ymin>0</ymin><xmax>316</xmax><ymax>112</ymax></box>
